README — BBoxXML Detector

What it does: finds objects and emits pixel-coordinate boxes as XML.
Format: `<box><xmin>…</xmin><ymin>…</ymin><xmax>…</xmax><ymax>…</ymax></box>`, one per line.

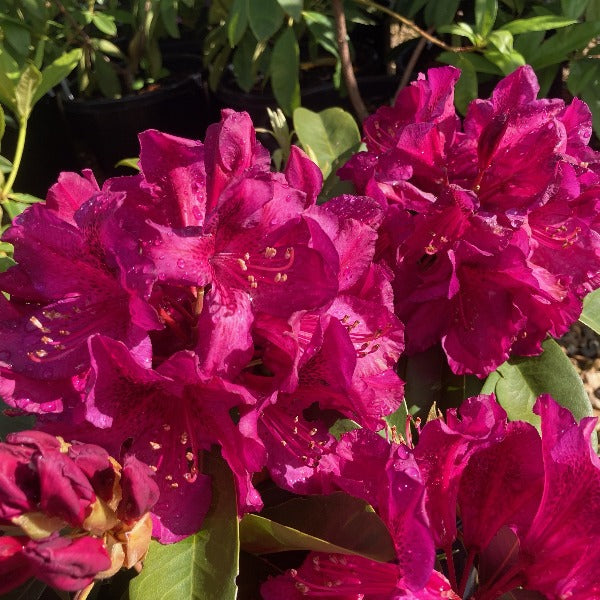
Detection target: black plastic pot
<box><xmin>214</xmin><ymin>73</ymin><xmax>401</xmax><ymax>131</ymax></box>
<box><xmin>60</xmin><ymin>54</ymin><xmax>214</xmax><ymax>178</ymax></box>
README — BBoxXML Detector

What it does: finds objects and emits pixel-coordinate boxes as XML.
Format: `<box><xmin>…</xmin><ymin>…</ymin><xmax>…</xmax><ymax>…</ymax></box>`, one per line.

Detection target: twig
<box><xmin>394</xmin><ymin>27</ymin><xmax>434</xmax><ymax>102</ymax></box>
<box><xmin>353</xmin><ymin>0</ymin><xmax>475</xmax><ymax>54</ymax></box>
<box><xmin>331</xmin><ymin>0</ymin><xmax>368</xmax><ymax>123</ymax></box>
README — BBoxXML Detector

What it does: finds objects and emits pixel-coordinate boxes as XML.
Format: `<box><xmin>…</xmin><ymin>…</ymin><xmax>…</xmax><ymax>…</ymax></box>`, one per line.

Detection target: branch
<box><xmin>331</xmin><ymin>0</ymin><xmax>369</xmax><ymax>123</ymax></box>
<box><xmin>353</xmin><ymin>0</ymin><xmax>475</xmax><ymax>53</ymax></box>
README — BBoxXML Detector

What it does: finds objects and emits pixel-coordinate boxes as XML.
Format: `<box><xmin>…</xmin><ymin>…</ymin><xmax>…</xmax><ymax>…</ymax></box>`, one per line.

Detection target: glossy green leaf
<box><xmin>424</xmin><ymin>0</ymin><xmax>461</xmax><ymax>27</ymax></box>
<box><xmin>32</xmin><ymin>48</ymin><xmax>82</xmax><ymax>105</ymax></box>
<box><xmin>0</xmin><ymin>49</ymin><xmax>20</xmax><ymax>115</ymax></box>
<box><xmin>438</xmin><ymin>22</ymin><xmax>476</xmax><ymax>44</ymax></box>
<box><xmin>227</xmin><ymin>0</ymin><xmax>249</xmax><ymax>46</ymax></box>
<box><xmin>115</xmin><ymin>157</ymin><xmax>141</xmax><ymax>170</ymax></box>
<box><xmin>579</xmin><ymin>288</ymin><xmax>600</xmax><ymax>335</ymax></box>
<box><xmin>561</xmin><ymin>0</ymin><xmax>590</xmax><ymax>18</ymax></box>
<box><xmin>303</xmin><ymin>11</ymin><xmax>338</xmax><ymax>57</ymax></box>
<box><xmin>293</xmin><ymin>107</ymin><xmax>360</xmax><ymax>178</ymax></box>
<box><xmin>481</xmin><ymin>338</ymin><xmax>593</xmax><ymax>430</ymax></box>
<box><xmin>475</xmin><ymin>0</ymin><xmax>498</xmax><ymax>38</ymax></box>
<box><xmin>14</xmin><ymin>63</ymin><xmax>41</xmax><ymax>119</ymax></box>
<box><xmin>453</xmin><ymin>54</ymin><xmax>478</xmax><ymax>114</ymax></box>
<box><xmin>241</xmin><ymin>493</ymin><xmax>395</xmax><ymax>562</ymax></box>
<box><xmin>0</xmin><ymin>154</ymin><xmax>12</xmax><ymax>173</ymax></box>
<box><xmin>7</xmin><ymin>193</ymin><xmax>42</xmax><ymax>204</ymax></box>
<box><xmin>94</xmin><ymin>53</ymin><xmax>121</xmax><ymax>99</ymax></box>
<box><xmin>160</xmin><ymin>0</ymin><xmax>180</xmax><ymax>38</ymax></box>
<box><xmin>437</xmin><ymin>50</ymin><xmax>502</xmax><ymax>75</ymax></box>
<box><xmin>528</xmin><ymin>22</ymin><xmax>600</xmax><ymax>69</ymax></box>
<box><xmin>232</xmin><ymin>32</ymin><xmax>258</xmax><ymax>92</ymax></box>
<box><xmin>3</xmin><ymin>22</ymin><xmax>31</xmax><ymax>61</ymax></box>
<box><xmin>499</xmin><ymin>15</ymin><xmax>578</xmax><ymax>34</ymax></box>
<box><xmin>568</xmin><ymin>59</ymin><xmax>600</xmax><ymax>137</ymax></box>
<box><xmin>92</xmin><ymin>12</ymin><xmax>118</xmax><ymax>36</ymax></box>
<box><xmin>248</xmin><ymin>0</ymin><xmax>284</xmax><ymax>40</ymax></box>
<box><xmin>587</xmin><ymin>0</ymin><xmax>600</xmax><ymax>20</ymax></box>
<box><xmin>270</xmin><ymin>27</ymin><xmax>299</xmax><ymax>115</ymax></box>
<box><xmin>129</xmin><ymin>452</ymin><xmax>239</xmax><ymax>600</ymax></box>
<box><xmin>0</xmin><ymin>400</ymin><xmax>35</xmax><ymax>439</ymax></box>
<box><xmin>0</xmin><ymin>104</ymin><xmax>5</xmax><ymax>146</ymax></box>
<box><xmin>277</xmin><ymin>0</ymin><xmax>302</xmax><ymax>20</ymax></box>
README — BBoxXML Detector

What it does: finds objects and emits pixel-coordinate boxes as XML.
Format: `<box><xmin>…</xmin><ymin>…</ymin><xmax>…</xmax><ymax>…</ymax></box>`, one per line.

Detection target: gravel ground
<box><xmin>559</xmin><ymin>322</ymin><xmax>600</xmax><ymax>429</ymax></box>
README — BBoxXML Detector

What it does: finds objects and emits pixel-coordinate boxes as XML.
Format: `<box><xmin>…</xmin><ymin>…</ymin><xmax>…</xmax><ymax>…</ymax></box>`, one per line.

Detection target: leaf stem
<box><xmin>353</xmin><ymin>0</ymin><xmax>475</xmax><ymax>53</ymax></box>
<box><xmin>1</xmin><ymin>117</ymin><xmax>27</xmax><ymax>202</ymax></box>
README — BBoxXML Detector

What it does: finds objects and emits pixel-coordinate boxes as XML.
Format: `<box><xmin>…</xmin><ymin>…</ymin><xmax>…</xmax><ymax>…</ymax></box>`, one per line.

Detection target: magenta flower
<box><xmin>341</xmin><ymin>65</ymin><xmax>600</xmax><ymax>375</ymax></box>
<box><xmin>49</xmin><ymin>334</ymin><xmax>264</xmax><ymax>543</ymax></box>
<box><xmin>261</xmin><ymin>553</ymin><xmax>459</xmax><ymax>599</ymax></box>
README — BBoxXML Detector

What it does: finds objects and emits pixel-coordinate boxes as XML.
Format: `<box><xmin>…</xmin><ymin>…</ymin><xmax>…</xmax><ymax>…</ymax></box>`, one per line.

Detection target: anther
<box><xmin>237</xmin><ymin>259</ymin><xmax>248</xmax><ymax>271</ymax></box>
<box><xmin>41</xmin><ymin>336</ymin><xmax>54</xmax><ymax>344</ymax></box>
<box><xmin>244</xmin><ymin>252</ymin><xmax>250</xmax><ymax>260</ymax></box>
<box><xmin>162</xmin><ymin>424</ymin><xmax>171</xmax><ymax>431</ymax></box>
<box><xmin>180</xmin><ymin>432</ymin><xmax>188</xmax><ymax>445</ymax></box>
<box><xmin>34</xmin><ymin>349</ymin><xmax>48</xmax><ymax>358</ymax></box>
<box><xmin>149</xmin><ymin>441</ymin><xmax>161</xmax><ymax>450</ymax></box>
<box><xmin>264</xmin><ymin>247</ymin><xmax>277</xmax><ymax>258</ymax></box>
<box><xmin>280</xmin><ymin>274</ymin><xmax>287</xmax><ymax>282</ymax></box>
<box><xmin>274</xmin><ymin>272</ymin><xmax>282</xmax><ymax>282</ymax></box>
<box><xmin>59</xmin><ymin>329</ymin><xmax>70</xmax><ymax>336</ymax></box>
<box><xmin>285</xmin><ymin>247</ymin><xmax>293</xmax><ymax>259</ymax></box>
<box><xmin>185</xmin><ymin>451</ymin><xmax>194</xmax><ymax>462</ymax></box>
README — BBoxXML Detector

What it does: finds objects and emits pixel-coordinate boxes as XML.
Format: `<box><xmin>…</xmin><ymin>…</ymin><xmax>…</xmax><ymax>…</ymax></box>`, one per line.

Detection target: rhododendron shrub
<box><xmin>0</xmin><ymin>66</ymin><xmax>598</xmax><ymax>599</ymax></box>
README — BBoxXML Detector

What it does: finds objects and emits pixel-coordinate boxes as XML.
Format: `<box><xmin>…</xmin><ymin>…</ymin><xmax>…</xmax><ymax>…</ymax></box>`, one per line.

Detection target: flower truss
<box><xmin>0</xmin><ymin>65</ymin><xmax>599</xmax><ymax>599</ymax></box>
<box><xmin>340</xmin><ymin>65</ymin><xmax>600</xmax><ymax>375</ymax></box>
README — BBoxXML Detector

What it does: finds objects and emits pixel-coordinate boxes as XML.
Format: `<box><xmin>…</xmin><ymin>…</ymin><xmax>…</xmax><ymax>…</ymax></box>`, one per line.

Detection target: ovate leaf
<box><xmin>277</xmin><ymin>0</ymin><xmax>303</xmax><ymax>20</ymax></box>
<box><xmin>270</xmin><ymin>27</ymin><xmax>299</xmax><ymax>115</ymax></box>
<box><xmin>129</xmin><ymin>451</ymin><xmax>239</xmax><ymax>600</ymax></box>
<box><xmin>475</xmin><ymin>0</ymin><xmax>498</xmax><ymax>38</ymax></box>
<box><xmin>561</xmin><ymin>0</ymin><xmax>590</xmax><ymax>18</ymax></box>
<box><xmin>227</xmin><ymin>0</ymin><xmax>249</xmax><ymax>46</ymax></box>
<box><xmin>481</xmin><ymin>338</ymin><xmax>593</xmax><ymax>430</ymax></box>
<box><xmin>579</xmin><ymin>288</ymin><xmax>600</xmax><ymax>334</ymax></box>
<box><xmin>33</xmin><ymin>48</ymin><xmax>82</xmax><ymax>105</ymax></box>
<box><xmin>241</xmin><ymin>493</ymin><xmax>395</xmax><ymax>561</ymax></box>
<box><xmin>499</xmin><ymin>15</ymin><xmax>578</xmax><ymax>35</ymax></box>
<box><xmin>248</xmin><ymin>0</ymin><xmax>284</xmax><ymax>40</ymax></box>
<box><xmin>92</xmin><ymin>12</ymin><xmax>118</xmax><ymax>36</ymax></box>
<box><xmin>293</xmin><ymin>107</ymin><xmax>360</xmax><ymax>178</ymax></box>
<box><xmin>15</xmin><ymin>64</ymin><xmax>41</xmax><ymax>119</ymax></box>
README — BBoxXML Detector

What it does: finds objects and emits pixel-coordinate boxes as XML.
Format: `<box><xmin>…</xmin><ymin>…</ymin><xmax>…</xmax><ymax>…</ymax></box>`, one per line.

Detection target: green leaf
<box><xmin>4</xmin><ymin>199</ymin><xmax>29</xmax><ymax>220</ymax></box>
<box><xmin>453</xmin><ymin>54</ymin><xmax>479</xmax><ymax>114</ymax></box>
<box><xmin>303</xmin><ymin>11</ymin><xmax>338</xmax><ymax>57</ymax></box>
<box><xmin>227</xmin><ymin>0</ymin><xmax>249</xmax><ymax>46</ymax></box>
<box><xmin>0</xmin><ymin>48</ymin><xmax>20</xmax><ymax>114</ymax></box>
<box><xmin>424</xmin><ymin>0</ymin><xmax>461</xmax><ymax>27</ymax></box>
<box><xmin>14</xmin><ymin>63</ymin><xmax>42</xmax><ymax>119</ymax></box>
<box><xmin>0</xmin><ymin>154</ymin><xmax>12</xmax><ymax>174</ymax></box>
<box><xmin>587</xmin><ymin>0</ymin><xmax>600</xmax><ymax>20</ymax></box>
<box><xmin>0</xmin><ymin>104</ymin><xmax>5</xmax><ymax>146</ymax></box>
<box><xmin>160</xmin><ymin>0</ymin><xmax>180</xmax><ymax>38</ymax></box>
<box><xmin>485</xmin><ymin>31</ymin><xmax>526</xmax><ymax>74</ymax></box>
<box><xmin>115</xmin><ymin>157</ymin><xmax>141</xmax><ymax>170</ymax></box>
<box><xmin>499</xmin><ymin>15</ymin><xmax>578</xmax><ymax>34</ymax></box>
<box><xmin>129</xmin><ymin>451</ymin><xmax>239</xmax><ymax>600</ymax></box>
<box><xmin>437</xmin><ymin>50</ymin><xmax>502</xmax><ymax>75</ymax></box>
<box><xmin>7</xmin><ymin>192</ymin><xmax>42</xmax><ymax>204</ymax></box>
<box><xmin>293</xmin><ymin>107</ymin><xmax>360</xmax><ymax>178</ymax></box>
<box><xmin>270</xmin><ymin>27</ymin><xmax>300</xmax><ymax>115</ymax></box>
<box><xmin>568</xmin><ymin>58</ymin><xmax>600</xmax><ymax>137</ymax></box>
<box><xmin>579</xmin><ymin>288</ymin><xmax>600</xmax><ymax>334</ymax></box>
<box><xmin>475</xmin><ymin>0</ymin><xmax>498</xmax><ymax>38</ymax></box>
<box><xmin>482</xmin><ymin>338</ymin><xmax>593</xmax><ymax>430</ymax></box>
<box><xmin>232</xmin><ymin>32</ymin><xmax>258</xmax><ymax>92</ymax></box>
<box><xmin>92</xmin><ymin>12</ymin><xmax>118</xmax><ymax>36</ymax></box>
<box><xmin>0</xmin><ymin>400</ymin><xmax>35</xmax><ymax>439</ymax></box>
<box><xmin>528</xmin><ymin>22</ymin><xmax>600</xmax><ymax>70</ymax></box>
<box><xmin>561</xmin><ymin>0</ymin><xmax>589</xmax><ymax>18</ymax></box>
<box><xmin>32</xmin><ymin>48</ymin><xmax>82</xmax><ymax>105</ymax></box>
<box><xmin>248</xmin><ymin>0</ymin><xmax>284</xmax><ymax>40</ymax></box>
<box><xmin>94</xmin><ymin>53</ymin><xmax>121</xmax><ymax>99</ymax></box>
<box><xmin>277</xmin><ymin>0</ymin><xmax>303</xmax><ymax>20</ymax></box>
<box><xmin>241</xmin><ymin>493</ymin><xmax>395</xmax><ymax>561</ymax></box>
<box><xmin>3</xmin><ymin>22</ymin><xmax>31</xmax><ymax>61</ymax></box>
<box><xmin>438</xmin><ymin>22</ymin><xmax>476</xmax><ymax>44</ymax></box>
